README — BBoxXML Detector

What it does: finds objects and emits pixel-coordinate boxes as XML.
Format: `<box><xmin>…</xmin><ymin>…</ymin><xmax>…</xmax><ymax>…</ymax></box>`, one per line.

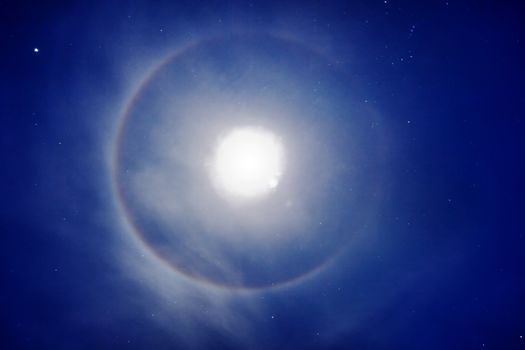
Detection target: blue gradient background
<box><xmin>1</xmin><ymin>1</ymin><xmax>525</xmax><ymax>349</ymax></box>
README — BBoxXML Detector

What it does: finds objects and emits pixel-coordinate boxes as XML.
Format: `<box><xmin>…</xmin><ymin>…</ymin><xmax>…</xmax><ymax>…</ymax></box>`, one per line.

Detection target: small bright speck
<box><xmin>33</xmin><ymin>48</ymin><xmax>39</xmax><ymax>53</ymax></box>
<box><xmin>211</xmin><ymin>127</ymin><xmax>284</xmax><ymax>199</ymax></box>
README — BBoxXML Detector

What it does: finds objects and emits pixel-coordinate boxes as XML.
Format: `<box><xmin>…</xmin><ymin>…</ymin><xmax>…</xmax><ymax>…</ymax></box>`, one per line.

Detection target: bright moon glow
<box><xmin>212</xmin><ymin>127</ymin><xmax>284</xmax><ymax>199</ymax></box>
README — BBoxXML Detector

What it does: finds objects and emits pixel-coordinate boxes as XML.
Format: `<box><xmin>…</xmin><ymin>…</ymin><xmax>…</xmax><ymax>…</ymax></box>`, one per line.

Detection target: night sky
<box><xmin>2</xmin><ymin>1</ymin><xmax>525</xmax><ymax>349</ymax></box>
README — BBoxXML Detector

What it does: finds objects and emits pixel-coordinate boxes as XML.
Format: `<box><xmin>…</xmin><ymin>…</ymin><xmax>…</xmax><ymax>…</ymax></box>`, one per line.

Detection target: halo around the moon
<box><xmin>112</xmin><ymin>35</ymin><xmax>384</xmax><ymax>290</ymax></box>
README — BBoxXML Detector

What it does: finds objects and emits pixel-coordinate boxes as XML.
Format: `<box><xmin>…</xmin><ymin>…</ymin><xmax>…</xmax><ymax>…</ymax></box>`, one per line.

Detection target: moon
<box><xmin>210</xmin><ymin>127</ymin><xmax>284</xmax><ymax>200</ymax></box>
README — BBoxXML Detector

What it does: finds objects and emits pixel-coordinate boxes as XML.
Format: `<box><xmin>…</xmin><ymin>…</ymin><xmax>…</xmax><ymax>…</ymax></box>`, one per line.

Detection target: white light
<box><xmin>33</xmin><ymin>48</ymin><xmax>39</xmax><ymax>53</ymax></box>
<box><xmin>211</xmin><ymin>127</ymin><xmax>284</xmax><ymax>199</ymax></box>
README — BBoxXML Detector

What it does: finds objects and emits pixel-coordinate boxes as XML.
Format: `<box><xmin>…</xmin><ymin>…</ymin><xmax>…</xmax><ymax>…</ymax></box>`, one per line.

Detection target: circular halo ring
<box><xmin>110</xmin><ymin>34</ymin><xmax>384</xmax><ymax>292</ymax></box>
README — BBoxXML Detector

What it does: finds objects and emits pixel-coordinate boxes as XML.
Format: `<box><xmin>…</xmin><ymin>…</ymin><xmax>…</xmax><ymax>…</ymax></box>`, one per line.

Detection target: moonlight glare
<box><xmin>211</xmin><ymin>127</ymin><xmax>284</xmax><ymax>200</ymax></box>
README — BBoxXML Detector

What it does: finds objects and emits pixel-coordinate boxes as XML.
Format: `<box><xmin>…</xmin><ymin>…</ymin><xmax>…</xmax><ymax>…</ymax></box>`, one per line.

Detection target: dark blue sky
<box><xmin>1</xmin><ymin>1</ymin><xmax>525</xmax><ymax>349</ymax></box>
